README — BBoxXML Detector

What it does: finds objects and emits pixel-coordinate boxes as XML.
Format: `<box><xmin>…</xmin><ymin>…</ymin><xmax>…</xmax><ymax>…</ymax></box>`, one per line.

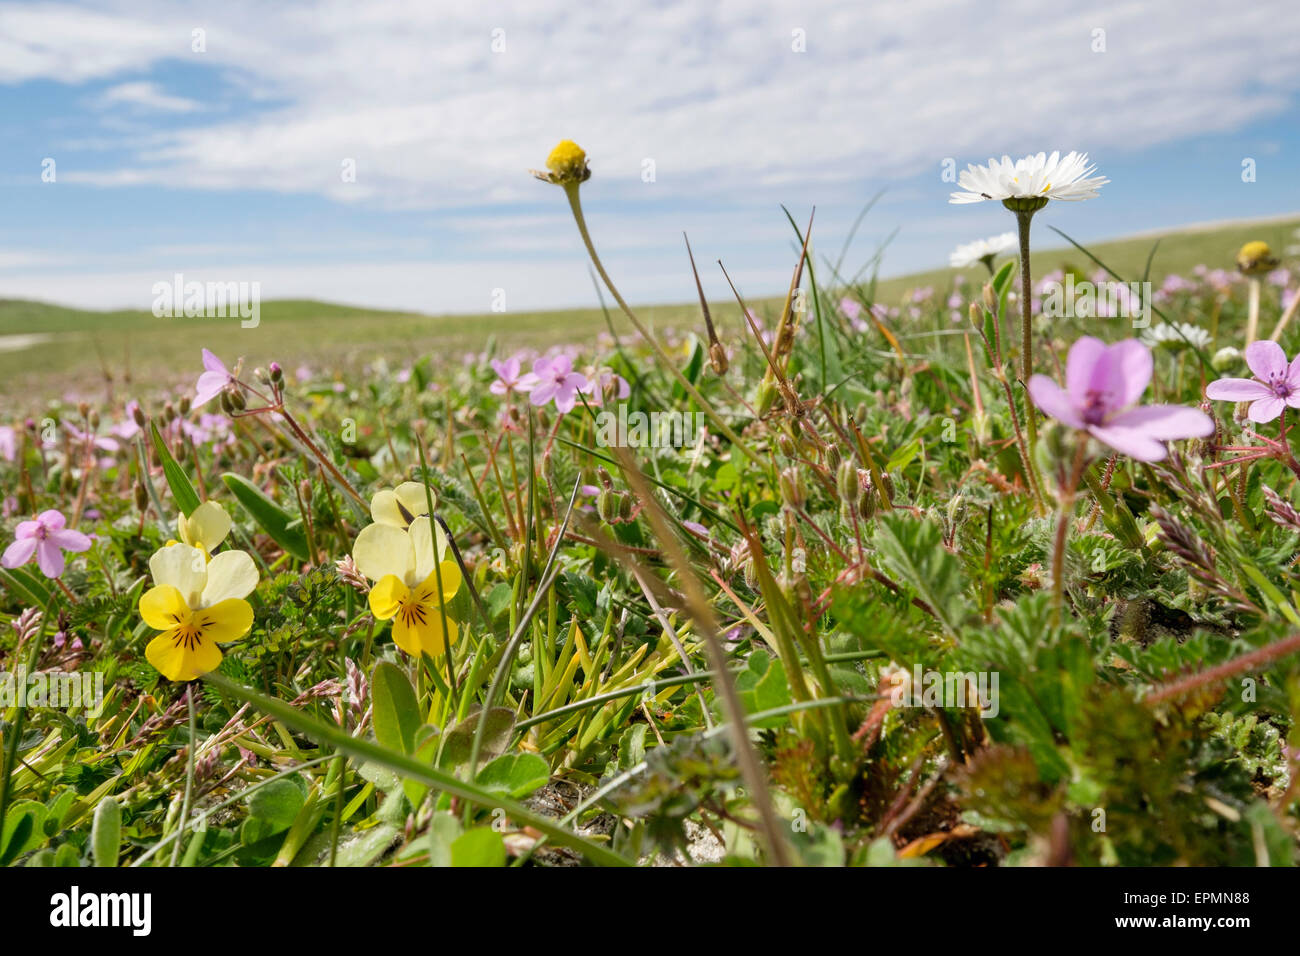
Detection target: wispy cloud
<box><xmin>5</xmin><ymin>0</ymin><xmax>1299</xmax><ymax>209</ymax></box>
<box><xmin>95</xmin><ymin>80</ymin><xmax>200</xmax><ymax>113</ymax></box>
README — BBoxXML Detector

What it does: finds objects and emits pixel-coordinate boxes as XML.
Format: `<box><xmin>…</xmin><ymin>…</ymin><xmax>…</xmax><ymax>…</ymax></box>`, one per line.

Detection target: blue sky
<box><xmin>0</xmin><ymin>0</ymin><xmax>1298</xmax><ymax>313</ymax></box>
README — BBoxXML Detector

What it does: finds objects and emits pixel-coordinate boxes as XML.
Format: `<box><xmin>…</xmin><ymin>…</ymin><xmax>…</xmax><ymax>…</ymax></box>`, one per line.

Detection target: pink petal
<box><xmin>1028</xmin><ymin>375</ymin><xmax>1084</xmax><ymax>429</ymax></box>
<box><xmin>1106</xmin><ymin>405</ymin><xmax>1214</xmax><ymax>441</ymax></box>
<box><xmin>553</xmin><ymin>387</ymin><xmax>578</xmax><ymax>413</ymax></box>
<box><xmin>1245</xmin><ymin>340</ymin><xmax>1287</xmax><ymax>381</ymax></box>
<box><xmin>1286</xmin><ymin>353</ymin><xmax>1300</xmax><ymax>390</ymax></box>
<box><xmin>194</xmin><ymin>370</ymin><xmax>229</xmax><ymax>407</ymax></box>
<box><xmin>1248</xmin><ymin>396</ymin><xmax>1286</xmax><ymax>423</ymax></box>
<box><xmin>529</xmin><ymin>382</ymin><xmax>557</xmax><ymax>406</ymax></box>
<box><xmin>1086</xmin><ymin>424</ymin><xmax>1168</xmax><ymax>463</ymax></box>
<box><xmin>1065</xmin><ymin>336</ymin><xmax>1108</xmax><ymax>403</ymax></box>
<box><xmin>1095</xmin><ymin>339</ymin><xmax>1153</xmax><ymax>410</ymax></box>
<box><xmin>201</xmin><ymin>348</ymin><xmax>229</xmax><ymax>375</ymax></box>
<box><xmin>37</xmin><ymin>509</ymin><xmax>66</xmax><ymax>530</ymax></box>
<box><xmin>1206</xmin><ymin>378</ymin><xmax>1272</xmax><ymax>402</ymax></box>
<box><xmin>14</xmin><ymin>520</ymin><xmax>38</xmax><ymax>539</ymax></box>
<box><xmin>489</xmin><ymin>381</ymin><xmax>508</xmax><ymax>396</ymax></box>
<box><xmin>36</xmin><ymin>539</ymin><xmax>66</xmax><ymax>578</ymax></box>
<box><xmin>1</xmin><ymin>537</ymin><xmax>37</xmax><ymax>569</ymax></box>
<box><xmin>48</xmin><ymin>528</ymin><xmax>92</xmax><ymax>552</ymax></box>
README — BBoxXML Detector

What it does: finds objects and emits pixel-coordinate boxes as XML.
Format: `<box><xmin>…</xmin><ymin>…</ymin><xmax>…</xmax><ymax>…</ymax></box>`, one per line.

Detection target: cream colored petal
<box><xmin>200</xmin><ymin>549</ymin><xmax>259</xmax><ymax>606</ymax></box>
<box><xmin>352</xmin><ymin>523</ymin><xmax>415</xmax><ymax>583</ymax></box>
<box><xmin>395</xmin><ymin>481</ymin><xmax>435</xmax><ymax>520</ymax></box>
<box><xmin>407</xmin><ymin>516</ymin><xmax>449</xmax><ymax>585</ymax></box>
<box><xmin>183</xmin><ymin>501</ymin><xmax>232</xmax><ymax>552</ymax></box>
<box><xmin>369</xmin><ymin>489</ymin><xmax>407</xmax><ymax>528</ymax></box>
<box><xmin>149</xmin><ymin>544</ymin><xmax>207</xmax><ymax>606</ymax></box>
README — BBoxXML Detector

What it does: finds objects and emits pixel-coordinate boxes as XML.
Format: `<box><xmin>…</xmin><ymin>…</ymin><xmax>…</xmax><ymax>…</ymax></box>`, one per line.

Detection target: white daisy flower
<box><xmin>949</xmin><ymin>232</ymin><xmax>1017</xmax><ymax>269</ymax></box>
<box><xmin>1140</xmin><ymin>321</ymin><xmax>1211</xmax><ymax>351</ymax></box>
<box><xmin>949</xmin><ymin>151</ymin><xmax>1108</xmax><ymax>209</ymax></box>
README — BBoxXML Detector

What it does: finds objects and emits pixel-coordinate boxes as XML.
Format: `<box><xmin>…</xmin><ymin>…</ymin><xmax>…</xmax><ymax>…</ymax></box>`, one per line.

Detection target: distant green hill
<box><xmin>1</xmin><ymin>214</ymin><xmax>1295</xmax><ymax>407</ymax></box>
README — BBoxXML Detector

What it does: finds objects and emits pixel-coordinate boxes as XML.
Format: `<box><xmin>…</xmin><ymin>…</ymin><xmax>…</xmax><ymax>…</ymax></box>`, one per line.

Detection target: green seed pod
<box><xmin>858</xmin><ymin>484</ymin><xmax>877</xmax><ymax>520</ymax></box>
<box><xmin>982</xmin><ymin>282</ymin><xmax>997</xmax><ymax>314</ymax></box>
<box><xmin>836</xmin><ymin>460</ymin><xmax>858</xmax><ymax>503</ymax></box>
<box><xmin>134</xmin><ymin>482</ymin><xmax>149</xmax><ymax>512</ymax></box>
<box><xmin>778</xmin><ymin>466</ymin><xmax>805</xmax><ymax>511</ymax></box>
<box><xmin>757</xmin><ymin>380</ymin><xmax>779</xmax><ymax>417</ymax></box>
<box><xmin>597</xmin><ymin>489</ymin><xmax>619</xmax><ymax>523</ymax></box>
<box><xmin>777</xmin><ymin>433</ymin><xmax>796</xmax><ymax>458</ymax></box>
<box><xmin>824</xmin><ymin>443</ymin><xmax>842</xmax><ymax>473</ymax></box>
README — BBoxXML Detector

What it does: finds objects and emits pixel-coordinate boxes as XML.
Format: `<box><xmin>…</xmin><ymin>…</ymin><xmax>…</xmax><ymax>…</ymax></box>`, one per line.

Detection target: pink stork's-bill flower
<box><xmin>1204</xmin><ymin>340</ymin><xmax>1300</xmax><ymax>424</ymax></box>
<box><xmin>1028</xmin><ymin>337</ymin><xmax>1214</xmax><ymax>462</ymax></box>
<box><xmin>194</xmin><ymin>349</ymin><xmax>235</xmax><ymax>407</ymax></box>
<box><xmin>527</xmin><ymin>355</ymin><xmax>589</xmax><ymax>413</ymax></box>
<box><xmin>489</xmin><ymin>355</ymin><xmax>537</xmax><ymax>397</ymax></box>
<box><xmin>2</xmin><ymin>509</ymin><xmax>92</xmax><ymax>578</ymax></box>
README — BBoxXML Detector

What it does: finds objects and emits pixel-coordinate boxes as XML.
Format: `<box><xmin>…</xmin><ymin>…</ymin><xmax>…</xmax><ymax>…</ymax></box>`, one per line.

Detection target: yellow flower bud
<box><xmin>532</xmin><ymin>139</ymin><xmax>591</xmax><ymax>186</ymax></box>
<box><xmin>1237</xmin><ymin>240</ymin><xmax>1278</xmax><ymax>276</ymax></box>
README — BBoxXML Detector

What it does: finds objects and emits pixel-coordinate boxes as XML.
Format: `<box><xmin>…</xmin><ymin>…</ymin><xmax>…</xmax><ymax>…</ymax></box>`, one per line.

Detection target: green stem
<box><xmin>563</xmin><ymin>184</ymin><xmax>761</xmax><ymax>465</ymax></box>
<box><xmin>1016</xmin><ymin>210</ymin><xmax>1038</xmax><ymax>445</ymax></box>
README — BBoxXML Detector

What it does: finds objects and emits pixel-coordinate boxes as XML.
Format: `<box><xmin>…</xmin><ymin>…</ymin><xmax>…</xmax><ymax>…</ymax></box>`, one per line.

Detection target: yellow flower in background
<box><xmin>531</xmin><ymin>139</ymin><xmax>590</xmax><ymax>186</ymax></box>
<box><xmin>369</xmin><ymin>481</ymin><xmax>436</xmax><ymax>530</ymax></box>
<box><xmin>172</xmin><ymin>500</ymin><xmax>233</xmax><ymax>558</ymax></box>
<box><xmin>352</xmin><ymin>515</ymin><xmax>461</xmax><ymax>657</ymax></box>
<box><xmin>140</xmin><ymin>543</ymin><xmax>258</xmax><ymax>681</ymax></box>
<box><xmin>1237</xmin><ymin>240</ymin><xmax>1279</xmax><ymax>276</ymax></box>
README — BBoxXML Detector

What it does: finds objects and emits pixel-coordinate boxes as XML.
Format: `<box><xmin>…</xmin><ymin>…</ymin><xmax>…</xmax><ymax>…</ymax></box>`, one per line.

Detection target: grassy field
<box><xmin>3</xmin><ymin>214</ymin><xmax>1295</xmax><ymax>408</ymax></box>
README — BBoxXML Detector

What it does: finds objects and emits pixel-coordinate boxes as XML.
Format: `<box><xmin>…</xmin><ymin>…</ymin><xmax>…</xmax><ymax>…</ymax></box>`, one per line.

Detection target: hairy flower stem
<box><xmin>1051</xmin><ymin>441</ymin><xmax>1090</xmax><ymax>625</ymax></box>
<box><xmin>562</xmin><ymin>184</ymin><xmax>761</xmax><ymax>466</ymax></box>
<box><xmin>1016</xmin><ymin>209</ymin><xmax>1038</xmax><ymax>445</ymax></box>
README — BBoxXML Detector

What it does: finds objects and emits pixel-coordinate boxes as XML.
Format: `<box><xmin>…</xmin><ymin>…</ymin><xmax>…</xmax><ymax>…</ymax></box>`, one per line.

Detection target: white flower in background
<box><xmin>1141</xmin><ymin>321</ymin><xmax>1211</xmax><ymax>351</ymax></box>
<box><xmin>949</xmin><ymin>151</ymin><xmax>1108</xmax><ymax>207</ymax></box>
<box><xmin>949</xmin><ymin>232</ymin><xmax>1017</xmax><ymax>268</ymax></box>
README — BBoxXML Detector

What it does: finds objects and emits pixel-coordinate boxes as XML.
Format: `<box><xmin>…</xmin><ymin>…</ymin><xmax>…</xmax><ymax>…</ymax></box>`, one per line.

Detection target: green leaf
<box><xmin>439</xmin><ymin>707</ymin><xmax>516</xmax><ymax>770</ymax></box>
<box><xmin>0</xmin><ymin>808</ymin><xmax>37</xmax><ymax>866</ymax></box>
<box><xmin>221</xmin><ymin>472</ymin><xmax>310</xmax><ymax>561</ymax></box>
<box><xmin>151</xmin><ymin>422</ymin><xmax>201</xmax><ymax>517</ymax></box>
<box><xmin>90</xmin><ymin>797</ymin><xmax>121</xmax><ymax>868</ymax></box>
<box><xmin>476</xmin><ymin>753</ymin><xmax>550</xmax><ymax>799</ymax></box>
<box><xmin>450</xmin><ymin>827</ymin><xmax>506</xmax><ymax>867</ymax></box>
<box><xmin>243</xmin><ymin>775</ymin><xmax>306</xmax><ymax>843</ymax></box>
<box><xmin>871</xmin><ymin>512</ymin><xmax>965</xmax><ymax>639</ymax></box>
<box><xmin>203</xmin><ymin>672</ymin><xmax>630</xmax><ymax>866</ymax></box>
<box><xmin>371</xmin><ymin>661</ymin><xmax>421</xmax><ymax>756</ymax></box>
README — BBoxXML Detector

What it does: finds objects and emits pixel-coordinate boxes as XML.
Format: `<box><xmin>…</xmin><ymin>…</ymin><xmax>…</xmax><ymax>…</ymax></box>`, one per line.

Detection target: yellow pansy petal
<box><xmin>201</xmin><ymin>549</ymin><xmax>259</xmax><ymax>605</ymax></box>
<box><xmin>392</xmin><ymin>609</ymin><xmax>458</xmax><ymax>658</ymax></box>
<box><xmin>146</xmin><ymin>629</ymin><xmax>223</xmax><ymax>682</ymax></box>
<box><xmin>191</xmin><ymin>598</ymin><xmax>254</xmax><ymax>644</ymax></box>
<box><xmin>415</xmin><ymin>560</ymin><xmax>462</xmax><ymax>606</ymax></box>
<box><xmin>395</xmin><ymin>482</ymin><xmax>434</xmax><ymax>520</ymax></box>
<box><xmin>140</xmin><ymin>585</ymin><xmax>190</xmax><ymax>631</ymax></box>
<box><xmin>352</xmin><ymin>523</ymin><xmax>415</xmax><ymax>583</ymax></box>
<box><xmin>182</xmin><ymin>501</ymin><xmax>233</xmax><ymax>552</ymax></box>
<box><xmin>369</xmin><ymin>489</ymin><xmax>407</xmax><ymax>528</ymax></box>
<box><xmin>368</xmin><ymin>574</ymin><xmax>408</xmax><ymax>621</ymax></box>
<box><xmin>149</xmin><ymin>544</ymin><xmax>207</xmax><ymax>605</ymax></box>
<box><xmin>408</xmin><ymin>516</ymin><xmax>450</xmax><ymax>584</ymax></box>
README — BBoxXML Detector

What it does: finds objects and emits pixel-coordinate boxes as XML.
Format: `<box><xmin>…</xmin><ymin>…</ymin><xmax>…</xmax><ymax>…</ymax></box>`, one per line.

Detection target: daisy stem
<box><xmin>1051</xmin><ymin>441</ymin><xmax>1089</xmax><ymax>627</ymax></box>
<box><xmin>1016</xmin><ymin>210</ymin><xmax>1038</xmax><ymax>445</ymax></box>
<box><xmin>562</xmin><ymin>184</ymin><xmax>761</xmax><ymax>466</ymax></box>
<box><xmin>1246</xmin><ymin>277</ymin><xmax>1261</xmax><ymax>347</ymax></box>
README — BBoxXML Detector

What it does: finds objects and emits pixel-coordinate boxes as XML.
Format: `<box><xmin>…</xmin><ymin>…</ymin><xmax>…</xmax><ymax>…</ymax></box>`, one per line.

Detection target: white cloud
<box><xmin>2</xmin><ymin>0</ymin><xmax>1298</xmax><ymax>210</ymax></box>
<box><xmin>96</xmin><ymin>81</ymin><xmax>200</xmax><ymax>112</ymax></box>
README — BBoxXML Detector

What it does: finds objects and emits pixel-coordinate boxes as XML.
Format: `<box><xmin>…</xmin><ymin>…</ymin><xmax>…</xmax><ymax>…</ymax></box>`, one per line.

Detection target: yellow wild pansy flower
<box><xmin>140</xmin><ymin>543</ymin><xmax>258</xmax><ymax>681</ymax></box>
<box><xmin>166</xmin><ymin>500</ymin><xmax>233</xmax><ymax>561</ymax></box>
<box><xmin>352</xmin><ymin>514</ymin><xmax>461</xmax><ymax>658</ymax></box>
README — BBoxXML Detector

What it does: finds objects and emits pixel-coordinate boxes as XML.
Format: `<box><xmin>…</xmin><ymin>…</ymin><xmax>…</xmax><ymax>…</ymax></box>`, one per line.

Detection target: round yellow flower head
<box><xmin>1237</xmin><ymin>240</ymin><xmax>1278</xmax><ymax>276</ymax></box>
<box><xmin>532</xmin><ymin>139</ymin><xmax>591</xmax><ymax>186</ymax></box>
